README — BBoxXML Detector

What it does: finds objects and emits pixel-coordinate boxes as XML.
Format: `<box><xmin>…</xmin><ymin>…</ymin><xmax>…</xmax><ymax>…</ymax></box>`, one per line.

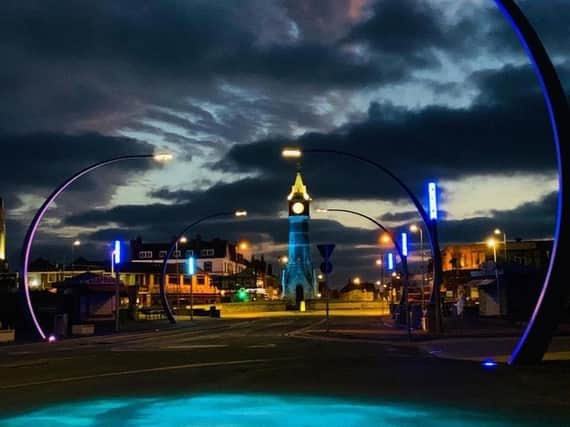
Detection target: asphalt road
<box><xmin>0</xmin><ymin>316</ymin><xmax>569</xmax><ymax>425</ymax></box>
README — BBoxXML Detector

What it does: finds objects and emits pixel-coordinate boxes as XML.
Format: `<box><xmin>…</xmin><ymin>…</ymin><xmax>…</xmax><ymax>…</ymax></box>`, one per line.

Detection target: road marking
<box><xmin>162</xmin><ymin>344</ymin><xmax>229</xmax><ymax>349</ymax></box>
<box><xmin>0</xmin><ymin>358</ymin><xmax>292</xmax><ymax>390</ymax></box>
<box><xmin>247</xmin><ymin>344</ymin><xmax>277</xmax><ymax>348</ymax></box>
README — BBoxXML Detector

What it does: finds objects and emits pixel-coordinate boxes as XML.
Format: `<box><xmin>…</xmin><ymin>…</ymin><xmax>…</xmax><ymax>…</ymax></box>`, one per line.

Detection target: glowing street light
<box><xmin>380</xmin><ymin>233</ymin><xmax>391</xmax><ymax>244</ymax></box>
<box><xmin>494</xmin><ymin>228</ymin><xmax>508</xmax><ymax>261</ymax></box>
<box><xmin>281</xmin><ymin>148</ymin><xmax>302</xmax><ymax>158</ymax></box>
<box><xmin>179</xmin><ymin>236</ymin><xmax>188</xmax><ymax>244</ymax></box>
<box><xmin>235</xmin><ymin>210</ymin><xmax>248</xmax><ymax>217</ymax></box>
<box><xmin>153</xmin><ymin>153</ymin><xmax>174</xmax><ymax>163</ymax></box>
<box><xmin>487</xmin><ymin>237</ymin><xmax>501</xmax><ymax>315</ymax></box>
<box><xmin>375</xmin><ymin>259</ymin><xmax>382</xmax><ymax>266</ymax></box>
<box><xmin>238</xmin><ymin>241</ymin><xmax>249</xmax><ymax>251</ymax></box>
<box><xmin>353</xmin><ymin>277</ymin><xmax>361</xmax><ymax>285</ymax></box>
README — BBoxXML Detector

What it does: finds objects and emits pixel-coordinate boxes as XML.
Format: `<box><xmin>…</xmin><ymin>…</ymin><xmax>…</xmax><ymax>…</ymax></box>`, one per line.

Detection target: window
<box><xmin>173</xmin><ymin>250</ymin><xmax>181</xmax><ymax>258</ymax></box>
<box><xmin>201</xmin><ymin>249</ymin><xmax>215</xmax><ymax>257</ymax></box>
<box><xmin>197</xmin><ymin>275</ymin><xmax>205</xmax><ymax>285</ymax></box>
<box><xmin>185</xmin><ymin>250</ymin><xmax>194</xmax><ymax>257</ymax></box>
<box><xmin>168</xmin><ymin>275</ymin><xmax>178</xmax><ymax>284</ymax></box>
<box><xmin>183</xmin><ymin>277</ymin><xmax>191</xmax><ymax>285</ymax></box>
<box><xmin>204</xmin><ymin>261</ymin><xmax>212</xmax><ymax>272</ymax></box>
<box><xmin>159</xmin><ymin>250</ymin><xmax>167</xmax><ymax>258</ymax></box>
<box><xmin>139</xmin><ymin>251</ymin><xmax>153</xmax><ymax>259</ymax></box>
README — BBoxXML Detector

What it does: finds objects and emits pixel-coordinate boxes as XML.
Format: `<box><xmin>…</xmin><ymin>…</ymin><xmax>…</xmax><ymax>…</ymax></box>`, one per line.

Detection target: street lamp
<box><xmin>410</xmin><ymin>224</ymin><xmax>426</xmax><ymax>309</ymax></box>
<box><xmin>159</xmin><ymin>209</ymin><xmax>248</xmax><ymax>324</ymax></box>
<box><xmin>494</xmin><ymin>228</ymin><xmax>508</xmax><ymax>262</ymax></box>
<box><xmin>20</xmin><ymin>152</ymin><xmax>173</xmax><ymax>340</ymax></box>
<box><xmin>316</xmin><ymin>207</ymin><xmax>412</xmax><ymax>337</ymax></box>
<box><xmin>487</xmin><ymin>237</ymin><xmax>502</xmax><ymax>315</ymax></box>
<box><xmin>71</xmin><ymin>239</ymin><xmax>81</xmax><ymax>274</ymax></box>
<box><xmin>283</xmin><ymin>147</ymin><xmax>443</xmax><ymax>333</ymax></box>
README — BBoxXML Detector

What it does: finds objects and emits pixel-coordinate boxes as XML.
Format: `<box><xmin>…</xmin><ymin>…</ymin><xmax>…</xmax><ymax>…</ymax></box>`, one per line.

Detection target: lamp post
<box><xmin>278</xmin><ymin>256</ymin><xmax>288</xmax><ymax>298</ymax></box>
<box><xmin>316</xmin><ymin>207</ymin><xmax>412</xmax><ymax>338</ymax></box>
<box><xmin>175</xmin><ymin>236</ymin><xmax>187</xmax><ymax>315</ymax></box>
<box><xmin>487</xmin><ymin>237</ymin><xmax>501</xmax><ymax>315</ymax></box>
<box><xmin>71</xmin><ymin>239</ymin><xmax>81</xmax><ymax>274</ymax></box>
<box><xmin>111</xmin><ymin>240</ymin><xmax>121</xmax><ymax>332</ymax></box>
<box><xmin>159</xmin><ymin>210</ymin><xmax>248</xmax><ymax>324</ymax></box>
<box><xmin>20</xmin><ymin>153</ymin><xmax>173</xmax><ymax>340</ymax></box>
<box><xmin>494</xmin><ymin>228</ymin><xmax>508</xmax><ymax>262</ymax></box>
<box><xmin>283</xmin><ymin>148</ymin><xmax>443</xmax><ymax>334</ymax></box>
<box><xmin>410</xmin><ymin>224</ymin><xmax>425</xmax><ymax>309</ymax></box>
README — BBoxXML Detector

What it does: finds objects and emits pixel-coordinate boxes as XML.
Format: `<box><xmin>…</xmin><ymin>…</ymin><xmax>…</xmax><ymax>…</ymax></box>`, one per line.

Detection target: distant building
<box><xmin>130</xmin><ymin>236</ymin><xmax>248</xmax><ymax>284</ymax></box>
<box><xmin>339</xmin><ymin>279</ymin><xmax>376</xmax><ymax>302</ymax></box>
<box><xmin>441</xmin><ymin>239</ymin><xmax>553</xmax><ymax>317</ymax></box>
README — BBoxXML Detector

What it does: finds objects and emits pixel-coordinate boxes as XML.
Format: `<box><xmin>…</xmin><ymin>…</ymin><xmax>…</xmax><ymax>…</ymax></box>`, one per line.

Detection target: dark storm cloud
<box><xmin>0</xmin><ymin>0</ymin><xmax>418</xmax><ymax>136</ymax></box>
<box><xmin>0</xmin><ymin>132</ymin><xmax>157</xmax><ymax>264</ymax></box>
<box><xmin>217</xmin><ymin>63</ymin><xmax>560</xmax><ymax>204</ymax></box>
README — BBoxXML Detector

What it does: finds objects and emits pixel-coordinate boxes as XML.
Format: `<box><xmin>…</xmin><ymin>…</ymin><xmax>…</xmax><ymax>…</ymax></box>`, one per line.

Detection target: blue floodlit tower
<box><xmin>282</xmin><ymin>172</ymin><xmax>316</xmax><ymax>302</ymax></box>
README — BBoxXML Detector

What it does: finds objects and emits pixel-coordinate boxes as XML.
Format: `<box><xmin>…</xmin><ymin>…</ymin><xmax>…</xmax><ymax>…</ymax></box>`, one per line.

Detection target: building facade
<box><xmin>282</xmin><ymin>172</ymin><xmax>316</xmax><ymax>302</ymax></box>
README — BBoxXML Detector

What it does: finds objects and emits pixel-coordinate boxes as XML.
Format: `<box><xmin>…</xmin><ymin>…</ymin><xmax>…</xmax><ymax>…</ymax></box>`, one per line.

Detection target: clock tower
<box><xmin>282</xmin><ymin>172</ymin><xmax>316</xmax><ymax>303</ymax></box>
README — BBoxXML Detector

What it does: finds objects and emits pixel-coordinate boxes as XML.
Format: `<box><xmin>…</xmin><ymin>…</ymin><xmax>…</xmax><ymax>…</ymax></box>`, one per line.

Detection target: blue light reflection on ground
<box><xmin>0</xmin><ymin>394</ymin><xmax>535</xmax><ymax>427</ymax></box>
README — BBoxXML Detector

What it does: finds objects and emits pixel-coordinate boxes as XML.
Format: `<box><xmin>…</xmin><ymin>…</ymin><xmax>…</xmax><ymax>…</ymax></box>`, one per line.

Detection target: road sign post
<box><xmin>317</xmin><ymin>244</ymin><xmax>335</xmax><ymax>333</ymax></box>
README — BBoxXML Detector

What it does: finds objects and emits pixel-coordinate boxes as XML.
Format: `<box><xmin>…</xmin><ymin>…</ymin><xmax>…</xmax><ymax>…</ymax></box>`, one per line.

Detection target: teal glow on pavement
<box><xmin>0</xmin><ymin>394</ymin><xmax>535</xmax><ymax>426</ymax></box>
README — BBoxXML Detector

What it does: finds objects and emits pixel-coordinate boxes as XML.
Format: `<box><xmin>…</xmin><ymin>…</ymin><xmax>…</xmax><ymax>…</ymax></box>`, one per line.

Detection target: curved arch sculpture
<box><xmin>302</xmin><ymin>148</ymin><xmax>443</xmax><ymax>333</ymax></box>
<box><xmin>159</xmin><ymin>211</ymin><xmax>241</xmax><ymax>324</ymax></box>
<box><xmin>495</xmin><ymin>0</ymin><xmax>570</xmax><ymax>364</ymax></box>
<box><xmin>20</xmin><ymin>154</ymin><xmax>156</xmax><ymax>340</ymax></box>
<box><xmin>322</xmin><ymin>208</ymin><xmax>413</xmax><ymax>332</ymax></box>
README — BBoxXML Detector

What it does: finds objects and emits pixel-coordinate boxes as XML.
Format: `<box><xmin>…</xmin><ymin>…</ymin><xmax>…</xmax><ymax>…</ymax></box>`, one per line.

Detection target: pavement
<box><xmin>0</xmin><ymin>314</ymin><xmax>568</xmax><ymax>425</ymax></box>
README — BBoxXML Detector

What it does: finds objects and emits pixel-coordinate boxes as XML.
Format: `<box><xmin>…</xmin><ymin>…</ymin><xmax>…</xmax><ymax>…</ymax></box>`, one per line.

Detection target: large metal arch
<box><xmin>495</xmin><ymin>0</ymin><xmax>570</xmax><ymax>364</ymax></box>
<box><xmin>302</xmin><ymin>148</ymin><xmax>443</xmax><ymax>333</ymax></box>
<box><xmin>19</xmin><ymin>155</ymin><xmax>155</xmax><ymax>340</ymax></box>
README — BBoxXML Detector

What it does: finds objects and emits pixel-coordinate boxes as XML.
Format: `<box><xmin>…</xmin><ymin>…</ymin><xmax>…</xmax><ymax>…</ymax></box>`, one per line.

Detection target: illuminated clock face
<box><xmin>292</xmin><ymin>202</ymin><xmax>305</xmax><ymax>214</ymax></box>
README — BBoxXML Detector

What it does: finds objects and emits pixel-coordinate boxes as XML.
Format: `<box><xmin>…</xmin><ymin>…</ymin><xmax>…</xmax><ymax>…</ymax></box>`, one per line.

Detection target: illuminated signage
<box><xmin>401</xmin><ymin>232</ymin><xmax>408</xmax><ymax>257</ymax></box>
<box><xmin>428</xmin><ymin>182</ymin><xmax>438</xmax><ymax>220</ymax></box>
<box><xmin>187</xmin><ymin>256</ymin><xmax>195</xmax><ymax>275</ymax></box>
<box><xmin>113</xmin><ymin>240</ymin><xmax>121</xmax><ymax>264</ymax></box>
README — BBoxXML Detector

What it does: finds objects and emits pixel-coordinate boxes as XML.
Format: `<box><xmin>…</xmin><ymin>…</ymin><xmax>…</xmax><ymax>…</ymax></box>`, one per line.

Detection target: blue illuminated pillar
<box><xmin>387</xmin><ymin>252</ymin><xmax>394</xmax><ymax>271</ymax></box>
<box><xmin>112</xmin><ymin>240</ymin><xmax>122</xmax><ymax>332</ymax></box>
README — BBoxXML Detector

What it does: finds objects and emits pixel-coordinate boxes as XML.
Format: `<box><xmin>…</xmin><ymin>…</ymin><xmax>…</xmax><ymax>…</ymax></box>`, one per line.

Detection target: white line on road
<box><xmin>247</xmin><ymin>344</ymin><xmax>277</xmax><ymax>348</ymax></box>
<box><xmin>0</xmin><ymin>358</ymin><xmax>292</xmax><ymax>390</ymax></box>
<box><xmin>162</xmin><ymin>344</ymin><xmax>229</xmax><ymax>349</ymax></box>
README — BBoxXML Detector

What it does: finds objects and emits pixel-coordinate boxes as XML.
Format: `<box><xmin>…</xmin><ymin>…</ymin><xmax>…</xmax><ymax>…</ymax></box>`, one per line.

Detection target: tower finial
<box><xmin>287</xmin><ymin>171</ymin><xmax>311</xmax><ymax>201</ymax></box>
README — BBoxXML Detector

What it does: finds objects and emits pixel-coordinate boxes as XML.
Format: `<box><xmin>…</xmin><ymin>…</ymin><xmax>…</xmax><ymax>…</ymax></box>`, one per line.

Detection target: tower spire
<box><xmin>287</xmin><ymin>171</ymin><xmax>311</xmax><ymax>201</ymax></box>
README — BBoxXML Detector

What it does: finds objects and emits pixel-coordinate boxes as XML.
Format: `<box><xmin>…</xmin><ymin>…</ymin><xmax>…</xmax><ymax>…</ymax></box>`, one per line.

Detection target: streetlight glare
<box><xmin>281</xmin><ymin>148</ymin><xmax>302</xmax><ymax>158</ymax></box>
<box><xmin>153</xmin><ymin>153</ymin><xmax>174</xmax><ymax>163</ymax></box>
<box><xmin>494</xmin><ymin>228</ymin><xmax>502</xmax><ymax>235</ymax></box>
<box><xmin>73</xmin><ymin>239</ymin><xmax>81</xmax><ymax>246</ymax></box>
<box><xmin>409</xmin><ymin>224</ymin><xmax>419</xmax><ymax>233</ymax></box>
<box><xmin>238</xmin><ymin>241</ymin><xmax>249</xmax><ymax>250</ymax></box>
<box><xmin>234</xmin><ymin>210</ymin><xmax>248</xmax><ymax>217</ymax></box>
<box><xmin>353</xmin><ymin>277</ymin><xmax>361</xmax><ymax>285</ymax></box>
<box><xmin>179</xmin><ymin>236</ymin><xmax>188</xmax><ymax>244</ymax></box>
<box><xmin>316</xmin><ymin>208</ymin><xmax>328</xmax><ymax>213</ymax></box>
<box><xmin>487</xmin><ymin>238</ymin><xmax>497</xmax><ymax>248</ymax></box>
<box><xmin>375</xmin><ymin>259</ymin><xmax>382</xmax><ymax>266</ymax></box>
<box><xmin>280</xmin><ymin>256</ymin><xmax>289</xmax><ymax>264</ymax></box>
<box><xmin>380</xmin><ymin>233</ymin><xmax>391</xmax><ymax>244</ymax></box>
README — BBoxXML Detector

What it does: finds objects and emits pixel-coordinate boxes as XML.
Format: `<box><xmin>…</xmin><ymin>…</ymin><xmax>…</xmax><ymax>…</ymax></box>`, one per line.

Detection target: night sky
<box><xmin>1</xmin><ymin>0</ymin><xmax>568</xmax><ymax>282</ymax></box>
